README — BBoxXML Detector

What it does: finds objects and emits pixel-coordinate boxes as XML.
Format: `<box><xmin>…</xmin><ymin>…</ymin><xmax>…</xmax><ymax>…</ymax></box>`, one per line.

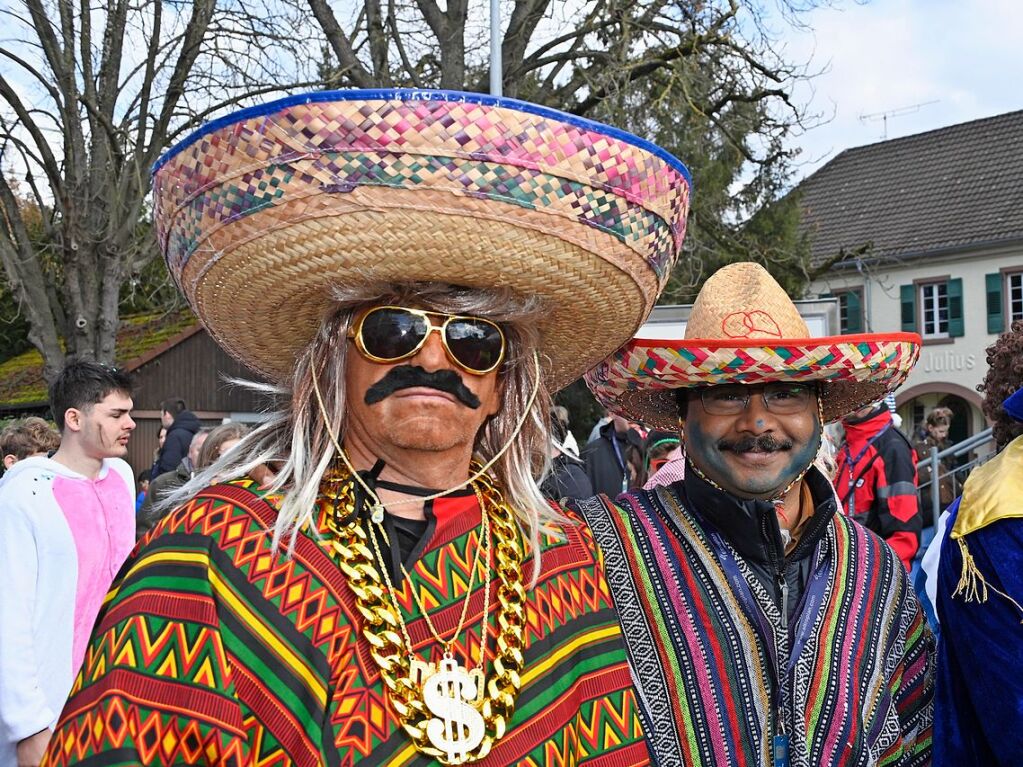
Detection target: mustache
<box><xmin>717</xmin><ymin>434</ymin><xmax>794</xmax><ymax>453</ymax></box>
<box><xmin>363</xmin><ymin>365</ymin><xmax>481</xmax><ymax>409</ymax></box>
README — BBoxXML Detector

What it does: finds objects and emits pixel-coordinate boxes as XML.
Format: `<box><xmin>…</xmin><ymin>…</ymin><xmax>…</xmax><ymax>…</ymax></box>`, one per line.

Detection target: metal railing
<box><xmin>915</xmin><ymin>427</ymin><xmax>996</xmax><ymax>527</ymax></box>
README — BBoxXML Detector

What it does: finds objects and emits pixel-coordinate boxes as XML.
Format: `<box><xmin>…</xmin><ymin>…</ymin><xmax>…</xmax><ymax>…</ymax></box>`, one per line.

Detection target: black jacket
<box><xmin>680</xmin><ymin>462</ymin><xmax>838</xmax><ymax>621</ymax></box>
<box><xmin>136</xmin><ymin>458</ymin><xmax>193</xmax><ymax>540</ymax></box>
<box><xmin>155</xmin><ymin>410</ymin><xmax>200</xmax><ymax>476</ymax></box>
<box><xmin>541</xmin><ymin>454</ymin><xmax>594</xmax><ymax>503</ymax></box>
<box><xmin>581</xmin><ymin>422</ymin><xmax>643</xmax><ymax>498</ymax></box>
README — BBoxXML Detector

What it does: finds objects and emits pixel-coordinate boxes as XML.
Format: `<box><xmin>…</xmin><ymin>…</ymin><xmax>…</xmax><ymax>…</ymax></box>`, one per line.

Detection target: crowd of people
<box><xmin>0</xmin><ymin>89</ymin><xmax>1019</xmax><ymax>767</ymax></box>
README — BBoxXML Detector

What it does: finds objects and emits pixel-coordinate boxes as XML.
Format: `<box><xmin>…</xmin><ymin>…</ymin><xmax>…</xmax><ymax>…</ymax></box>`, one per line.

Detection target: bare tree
<box><xmin>305</xmin><ymin>0</ymin><xmax>831</xmax><ymax>296</ymax></box>
<box><xmin>0</xmin><ymin>0</ymin><xmax>837</xmax><ymax>381</ymax></box>
<box><xmin>0</xmin><ymin>0</ymin><xmax>312</xmax><ymax>381</ymax></box>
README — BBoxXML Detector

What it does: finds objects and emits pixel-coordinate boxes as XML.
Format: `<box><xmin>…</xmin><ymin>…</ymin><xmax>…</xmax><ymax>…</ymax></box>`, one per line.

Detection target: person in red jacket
<box><xmin>836</xmin><ymin>401</ymin><xmax>922</xmax><ymax>569</ymax></box>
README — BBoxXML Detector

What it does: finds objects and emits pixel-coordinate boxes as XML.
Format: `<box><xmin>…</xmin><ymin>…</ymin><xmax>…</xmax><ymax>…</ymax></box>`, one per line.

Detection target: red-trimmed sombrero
<box><xmin>586</xmin><ymin>262</ymin><xmax>921</xmax><ymax>427</ymax></box>
<box><xmin>151</xmin><ymin>89</ymin><xmax>692</xmax><ymax>390</ymax></box>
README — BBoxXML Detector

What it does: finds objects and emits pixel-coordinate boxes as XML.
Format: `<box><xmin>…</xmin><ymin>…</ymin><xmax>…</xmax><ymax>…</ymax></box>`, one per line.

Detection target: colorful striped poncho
<box><xmin>575</xmin><ymin>470</ymin><xmax>934</xmax><ymax>767</ymax></box>
<box><xmin>42</xmin><ymin>479</ymin><xmax>649</xmax><ymax>766</ymax></box>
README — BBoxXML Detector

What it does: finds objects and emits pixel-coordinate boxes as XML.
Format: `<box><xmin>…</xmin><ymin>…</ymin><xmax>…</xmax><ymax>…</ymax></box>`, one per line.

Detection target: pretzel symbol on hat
<box><xmin>721</xmin><ymin>310</ymin><xmax>782</xmax><ymax>339</ymax></box>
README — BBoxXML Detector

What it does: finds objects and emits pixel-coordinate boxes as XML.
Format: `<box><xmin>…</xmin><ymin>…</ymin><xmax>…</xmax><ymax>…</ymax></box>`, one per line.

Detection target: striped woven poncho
<box><xmin>41</xmin><ymin>478</ymin><xmax>649</xmax><ymax>766</ymax></box>
<box><xmin>576</xmin><ymin>468</ymin><xmax>934</xmax><ymax>767</ymax></box>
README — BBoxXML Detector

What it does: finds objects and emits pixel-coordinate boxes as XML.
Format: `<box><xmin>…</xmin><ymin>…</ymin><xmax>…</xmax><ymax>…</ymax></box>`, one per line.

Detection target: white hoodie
<box><xmin>0</xmin><ymin>456</ymin><xmax>134</xmax><ymax>765</ymax></box>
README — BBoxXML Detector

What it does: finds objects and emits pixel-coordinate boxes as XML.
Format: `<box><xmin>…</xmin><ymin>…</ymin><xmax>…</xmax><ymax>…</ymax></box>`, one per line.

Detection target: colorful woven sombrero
<box><xmin>152</xmin><ymin>89</ymin><xmax>692</xmax><ymax>389</ymax></box>
<box><xmin>586</xmin><ymin>262</ymin><xmax>921</xmax><ymax>426</ymax></box>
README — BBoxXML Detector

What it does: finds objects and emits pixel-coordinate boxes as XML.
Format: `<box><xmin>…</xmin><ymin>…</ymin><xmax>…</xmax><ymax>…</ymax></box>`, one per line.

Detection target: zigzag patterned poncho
<box><xmin>41</xmin><ymin>479</ymin><xmax>650</xmax><ymax>766</ymax></box>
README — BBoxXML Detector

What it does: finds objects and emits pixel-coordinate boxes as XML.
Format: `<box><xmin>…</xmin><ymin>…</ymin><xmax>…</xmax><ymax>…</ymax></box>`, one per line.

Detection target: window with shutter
<box><xmin>986</xmin><ymin>273</ymin><xmax>1004</xmax><ymax>334</ymax></box>
<box><xmin>824</xmin><ymin>288</ymin><xmax>865</xmax><ymax>334</ymax></box>
<box><xmin>900</xmin><ymin>284</ymin><xmax>916</xmax><ymax>333</ymax></box>
<box><xmin>844</xmin><ymin>289</ymin><xmax>864</xmax><ymax>334</ymax></box>
<box><xmin>947</xmin><ymin>278</ymin><xmax>964</xmax><ymax>337</ymax></box>
<box><xmin>1008</xmin><ymin>272</ymin><xmax>1023</xmax><ymax>324</ymax></box>
<box><xmin>919</xmin><ymin>281</ymin><xmax>950</xmax><ymax>339</ymax></box>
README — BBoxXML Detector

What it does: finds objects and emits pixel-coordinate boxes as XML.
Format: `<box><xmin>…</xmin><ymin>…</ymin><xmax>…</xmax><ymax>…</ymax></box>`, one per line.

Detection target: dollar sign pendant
<box><xmin>422</xmin><ymin>657</ymin><xmax>486</xmax><ymax>764</ymax></box>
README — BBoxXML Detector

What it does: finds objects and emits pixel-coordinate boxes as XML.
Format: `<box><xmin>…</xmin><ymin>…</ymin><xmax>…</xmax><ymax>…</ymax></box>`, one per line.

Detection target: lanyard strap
<box><xmin>610</xmin><ymin>432</ymin><xmax>629</xmax><ymax>492</ymax></box>
<box><xmin>704</xmin><ymin>522</ymin><xmax>830</xmax><ymax>741</ymax></box>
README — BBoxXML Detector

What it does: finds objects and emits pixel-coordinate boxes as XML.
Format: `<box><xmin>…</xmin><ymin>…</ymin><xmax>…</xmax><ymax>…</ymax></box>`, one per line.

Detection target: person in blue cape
<box><xmin>934</xmin><ymin>320</ymin><xmax>1023</xmax><ymax>766</ymax></box>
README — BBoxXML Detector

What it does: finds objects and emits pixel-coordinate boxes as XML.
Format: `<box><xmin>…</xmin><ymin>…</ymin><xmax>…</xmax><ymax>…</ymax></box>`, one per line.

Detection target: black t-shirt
<box><xmin>387</xmin><ymin>513</ymin><xmax>430</xmax><ymax>563</ymax></box>
<box><xmin>367</xmin><ymin>477</ymin><xmax>477</xmax><ymax>580</ymax></box>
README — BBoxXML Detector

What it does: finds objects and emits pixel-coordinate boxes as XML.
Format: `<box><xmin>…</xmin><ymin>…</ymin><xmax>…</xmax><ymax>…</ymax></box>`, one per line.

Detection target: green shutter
<box><xmin>986</xmin><ymin>273</ymin><xmax>1004</xmax><ymax>334</ymax></box>
<box><xmin>947</xmin><ymin>278</ymin><xmax>964</xmax><ymax>337</ymax></box>
<box><xmin>845</xmin><ymin>290</ymin><xmax>863</xmax><ymax>334</ymax></box>
<box><xmin>900</xmin><ymin>284</ymin><xmax>916</xmax><ymax>332</ymax></box>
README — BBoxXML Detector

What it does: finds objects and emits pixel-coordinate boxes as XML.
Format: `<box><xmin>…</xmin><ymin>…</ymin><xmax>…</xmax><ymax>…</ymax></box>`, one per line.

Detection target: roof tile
<box><xmin>798</xmin><ymin>110</ymin><xmax>1023</xmax><ymax>265</ymax></box>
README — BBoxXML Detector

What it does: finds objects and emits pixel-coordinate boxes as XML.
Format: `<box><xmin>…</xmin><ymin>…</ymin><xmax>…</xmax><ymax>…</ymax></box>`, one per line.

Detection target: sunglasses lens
<box><xmin>445</xmin><ymin>319</ymin><xmax>504</xmax><ymax>372</ymax></box>
<box><xmin>359</xmin><ymin>308</ymin><xmax>428</xmax><ymax>360</ymax></box>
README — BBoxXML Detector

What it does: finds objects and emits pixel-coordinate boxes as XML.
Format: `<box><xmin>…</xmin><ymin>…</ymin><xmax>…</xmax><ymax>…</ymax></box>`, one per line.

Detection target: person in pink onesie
<box><xmin>0</xmin><ymin>360</ymin><xmax>136</xmax><ymax>767</ymax></box>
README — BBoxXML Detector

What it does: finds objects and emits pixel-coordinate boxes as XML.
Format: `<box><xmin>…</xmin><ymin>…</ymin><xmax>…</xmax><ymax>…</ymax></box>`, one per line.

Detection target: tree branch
<box><xmin>364</xmin><ymin>0</ymin><xmax>389</xmax><ymax>84</ymax></box>
<box><xmin>0</xmin><ymin>75</ymin><xmax>66</xmax><ymax>197</ymax></box>
<box><xmin>388</xmin><ymin>0</ymin><xmax>423</xmax><ymax>88</ymax></box>
<box><xmin>566</xmin><ymin>37</ymin><xmax>703</xmax><ymax>115</ymax></box>
<box><xmin>152</xmin><ymin>0</ymin><xmax>216</xmax><ymax>143</ymax></box>
<box><xmin>23</xmin><ymin>0</ymin><xmax>83</xmax><ymax>156</ymax></box>
<box><xmin>0</xmin><ymin>170</ymin><xmax>64</xmax><ymax>378</ymax></box>
<box><xmin>412</xmin><ymin>0</ymin><xmax>446</xmax><ymax>42</ymax></box>
<box><xmin>306</xmin><ymin>0</ymin><xmax>375</xmax><ymax>87</ymax></box>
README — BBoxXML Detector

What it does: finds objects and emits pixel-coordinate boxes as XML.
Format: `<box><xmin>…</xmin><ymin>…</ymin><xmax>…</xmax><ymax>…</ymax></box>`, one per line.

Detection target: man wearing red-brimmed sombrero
<box><xmin>576</xmin><ymin>262</ymin><xmax>935</xmax><ymax>766</ymax></box>
<box><xmin>39</xmin><ymin>90</ymin><xmax>692</xmax><ymax>766</ymax></box>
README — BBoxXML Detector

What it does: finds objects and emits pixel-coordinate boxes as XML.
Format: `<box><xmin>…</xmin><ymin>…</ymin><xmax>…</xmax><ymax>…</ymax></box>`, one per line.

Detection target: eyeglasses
<box><xmin>699</xmin><ymin>383</ymin><xmax>814</xmax><ymax>416</ymax></box>
<box><xmin>348</xmin><ymin>305</ymin><xmax>506</xmax><ymax>375</ymax></box>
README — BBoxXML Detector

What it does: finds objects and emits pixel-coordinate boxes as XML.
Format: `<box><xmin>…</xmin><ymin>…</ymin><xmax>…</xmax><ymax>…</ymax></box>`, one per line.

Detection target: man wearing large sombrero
<box><xmin>40</xmin><ymin>91</ymin><xmax>690</xmax><ymax>766</ymax></box>
<box><xmin>577</xmin><ymin>262</ymin><xmax>935</xmax><ymax>766</ymax></box>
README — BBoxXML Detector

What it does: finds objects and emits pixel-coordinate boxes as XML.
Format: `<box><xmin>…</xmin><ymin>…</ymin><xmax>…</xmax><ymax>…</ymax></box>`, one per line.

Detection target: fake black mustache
<box><xmin>718</xmin><ymin>434</ymin><xmax>794</xmax><ymax>453</ymax></box>
<box><xmin>363</xmin><ymin>365</ymin><xmax>481</xmax><ymax>409</ymax></box>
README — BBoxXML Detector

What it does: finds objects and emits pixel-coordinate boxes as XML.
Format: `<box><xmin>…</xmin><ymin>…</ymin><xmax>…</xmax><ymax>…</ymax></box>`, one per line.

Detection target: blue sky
<box><xmin>779</xmin><ymin>0</ymin><xmax>1023</xmax><ymax>182</ymax></box>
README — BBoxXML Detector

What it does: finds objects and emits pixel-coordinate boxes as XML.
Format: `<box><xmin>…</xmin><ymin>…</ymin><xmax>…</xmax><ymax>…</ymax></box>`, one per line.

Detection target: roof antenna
<box><xmin>859</xmin><ymin>100</ymin><xmax>940</xmax><ymax>139</ymax></box>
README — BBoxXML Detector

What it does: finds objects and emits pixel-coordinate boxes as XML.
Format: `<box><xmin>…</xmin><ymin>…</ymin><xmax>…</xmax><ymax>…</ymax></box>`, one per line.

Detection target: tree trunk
<box><xmin>2</xmin><ymin>0</ymin><xmax>307</xmax><ymax>383</ymax></box>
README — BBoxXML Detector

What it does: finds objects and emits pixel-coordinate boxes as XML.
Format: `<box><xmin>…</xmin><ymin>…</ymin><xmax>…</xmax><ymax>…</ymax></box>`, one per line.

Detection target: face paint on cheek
<box><xmin>779</xmin><ymin>418</ymin><xmax>821</xmax><ymax>485</ymax></box>
<box><xmin>686</xmin><ymin>419</ymin><xmax>732</xmax><ymax>481</ymax></box>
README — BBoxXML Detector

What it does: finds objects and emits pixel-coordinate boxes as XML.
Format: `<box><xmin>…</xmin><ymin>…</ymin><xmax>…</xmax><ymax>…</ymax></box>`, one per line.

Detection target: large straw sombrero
<box><xmin>152</xmin><ymin>89</ymin><xmax>691</xmax><ymax>389</ymax></box>
<box><xmin>586</xmin><ymin>262</ymin><xmax>921</xmax><ymax>426</ymax></box>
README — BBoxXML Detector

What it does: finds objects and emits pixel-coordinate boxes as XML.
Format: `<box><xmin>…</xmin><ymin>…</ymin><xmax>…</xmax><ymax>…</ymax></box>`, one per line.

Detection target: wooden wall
<box><xmin>130</xmin><ymin>331</ymin><xmax>272</xmax><ymax>412</ymax></box>
<box><xmin>125</xmin><ymin>331</ymin><xmax>274</xmax><ymax>479</ymax></box>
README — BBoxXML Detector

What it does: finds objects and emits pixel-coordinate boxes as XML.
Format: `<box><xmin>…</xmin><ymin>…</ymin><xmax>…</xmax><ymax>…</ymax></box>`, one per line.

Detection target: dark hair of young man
<box><xmin>48</xmin><ymin>360</ymin><xmax>134</xmax><ymax>431</ymax></box>
<box><xmin>161</xmin><ymin>397</ymin><xmax>187</xmax><ymax>417</ymax></box>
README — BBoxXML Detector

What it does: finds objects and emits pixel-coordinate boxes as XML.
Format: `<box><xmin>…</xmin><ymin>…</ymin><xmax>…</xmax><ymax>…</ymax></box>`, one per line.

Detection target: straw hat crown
<box><xmin>684</xmin><ymin>262</ymin><xmax>808</xmax><ymax>341</ymax></box>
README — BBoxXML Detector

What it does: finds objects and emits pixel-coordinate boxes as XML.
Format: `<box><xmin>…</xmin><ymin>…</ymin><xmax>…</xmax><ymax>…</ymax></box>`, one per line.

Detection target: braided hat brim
<box><xmin>585</xmin><ymin>333</ymin><xmax>922</xmax><ymax>427</ymax></box>
<box><xmin>152</xmin><ymin>89</ymin><xmax>692</xmax><ymax>388</ymax></box>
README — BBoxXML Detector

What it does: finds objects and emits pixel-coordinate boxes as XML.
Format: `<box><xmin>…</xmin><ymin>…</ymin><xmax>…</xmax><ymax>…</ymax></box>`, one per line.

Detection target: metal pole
<box><xmin>490</xmin><ymin>0</ymin><xmax>502</xmax><ymax>96</ymax></box>
<box><xmin>930</xmin><ymin>445</ymin><xmax>941</xmax><ymax>528</ymax></box>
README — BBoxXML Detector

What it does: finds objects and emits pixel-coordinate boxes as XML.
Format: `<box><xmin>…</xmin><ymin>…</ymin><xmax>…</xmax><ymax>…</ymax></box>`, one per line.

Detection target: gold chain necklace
<box><xmin>321</xmin><ymin>469</ymin><xmax>526</xmax><ymax>765</ymax></box>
